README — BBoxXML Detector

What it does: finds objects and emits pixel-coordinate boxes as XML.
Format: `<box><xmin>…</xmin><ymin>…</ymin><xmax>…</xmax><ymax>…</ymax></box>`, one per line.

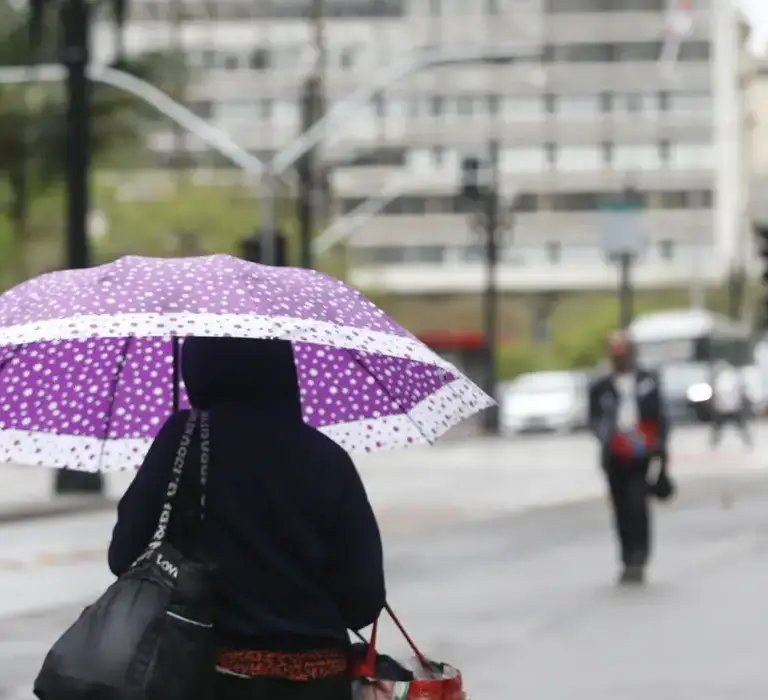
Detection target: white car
<box><xmin>500</xmin><ymin>371</ymin><xmax>588</xmax><ymax>435</ymax></box>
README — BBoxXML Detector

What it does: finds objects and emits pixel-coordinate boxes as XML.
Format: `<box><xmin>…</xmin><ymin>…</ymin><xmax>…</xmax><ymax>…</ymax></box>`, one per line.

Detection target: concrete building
<box><xmin>94</xmin><ymin>0</ymin><xmax>751</xmax><ymax>293</ymax></box>
<box><xmin>748</xmin><ymin>56</ymin><xmax>768</xmax><ymax>225</ymax></box>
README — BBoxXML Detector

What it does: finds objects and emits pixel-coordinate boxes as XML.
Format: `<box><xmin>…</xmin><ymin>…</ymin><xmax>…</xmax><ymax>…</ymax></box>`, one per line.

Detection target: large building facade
<box><xmin>93</xmin><ymin>0</ymin><xmax>749</xmax><ymax>292</ymax></box>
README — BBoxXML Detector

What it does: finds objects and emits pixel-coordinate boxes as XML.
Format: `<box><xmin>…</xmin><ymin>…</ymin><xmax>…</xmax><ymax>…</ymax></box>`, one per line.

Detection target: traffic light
<box><xmin>756</xmin><ymin>224</ymin><xmax>768</xmax><ymax>284</ymax></box>
<box><xmin>241</xmin><ymin>230</ymin><xmax>288</xmax><ymax>266</ymax></box>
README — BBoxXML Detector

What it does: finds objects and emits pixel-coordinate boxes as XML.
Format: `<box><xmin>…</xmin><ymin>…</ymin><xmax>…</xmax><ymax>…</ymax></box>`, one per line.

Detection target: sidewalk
<box><xmin>1</xmin><ymin>427</ymin><xmax>763</xmax><ymax>531</ymax></box>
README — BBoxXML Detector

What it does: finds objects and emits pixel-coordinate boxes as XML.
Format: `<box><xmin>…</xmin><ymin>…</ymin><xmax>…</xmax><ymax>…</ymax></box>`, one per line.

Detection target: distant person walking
<box><xmin>588</xmin><ymin>331</ymin><xmax>671</xmax><ymax>585</ymax></box>
<box><xmin>709</xmin><ymin>360</ymin><xmax>752</xmax><ymax>449</ymax></box>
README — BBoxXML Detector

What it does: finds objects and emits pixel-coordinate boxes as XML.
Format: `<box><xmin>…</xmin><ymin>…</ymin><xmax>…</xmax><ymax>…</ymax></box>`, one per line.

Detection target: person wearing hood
<box><xmin>108</xmin><ymin>336</ymin><xmax>386</xmax><ymax>700</ymax></box>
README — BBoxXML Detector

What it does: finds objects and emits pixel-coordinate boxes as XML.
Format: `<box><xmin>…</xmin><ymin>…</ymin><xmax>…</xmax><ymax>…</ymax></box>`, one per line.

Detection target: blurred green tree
<box><xmin>0</xmin><ymin>0</ymin><xmax>186</xmax><ymax>283</ymax></box>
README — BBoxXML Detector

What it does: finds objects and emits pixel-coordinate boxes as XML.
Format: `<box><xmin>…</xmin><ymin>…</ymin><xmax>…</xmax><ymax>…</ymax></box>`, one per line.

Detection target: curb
<box><xmin>0</xmin><ymin>496</ymin><xmax>116</xmax><ymax>525</ymax></box>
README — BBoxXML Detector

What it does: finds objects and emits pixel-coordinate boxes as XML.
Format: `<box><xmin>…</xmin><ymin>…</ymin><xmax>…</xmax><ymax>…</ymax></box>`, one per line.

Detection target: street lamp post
<box><xmin>460</xmin><ymin>140</ymin><xmax>507</xmax><ymax>435</ymax></box>
<box><xmin>55</xmin><ymin>0</ymin><xmax>104</xmax><ymax>495</ymax></box>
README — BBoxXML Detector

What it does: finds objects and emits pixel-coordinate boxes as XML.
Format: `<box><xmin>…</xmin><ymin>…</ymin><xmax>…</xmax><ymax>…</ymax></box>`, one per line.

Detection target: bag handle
<box><xmin>362</xmin><ymin>604</ymin><xmax>430</xmax><ymax>674</ymax></box>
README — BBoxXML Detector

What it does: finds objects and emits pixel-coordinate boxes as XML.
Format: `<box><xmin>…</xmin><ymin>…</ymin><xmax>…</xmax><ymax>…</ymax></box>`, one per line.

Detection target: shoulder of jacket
<box><xmin>589</xmin><ymin>374</ymin><xmax>610</xmax><ymax>392</ymax></box>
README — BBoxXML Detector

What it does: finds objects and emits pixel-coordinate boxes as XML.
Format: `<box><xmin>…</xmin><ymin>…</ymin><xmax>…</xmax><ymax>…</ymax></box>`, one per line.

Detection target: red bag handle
<box><xmin>362</xmin><ymin>603</ymin><xmax>430</xmax><ymax>673</ymax></box>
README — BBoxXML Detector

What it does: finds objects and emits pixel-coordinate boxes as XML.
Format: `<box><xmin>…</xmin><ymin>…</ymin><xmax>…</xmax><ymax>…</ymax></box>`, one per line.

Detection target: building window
<box><xmin>403</xmin><ymin>246</ymin><xmax>444</xmax><ymax>263</ymax></box>
<box><xmin>657</xmin><ymin>190</ymin><xmax>713</xmax><ymax>209</ymax></box>
<box><xmin>223</xmin><ymin>53</ymin><xmax>240</xmax><ymax>71</ymax></box>
<box><xmin>406</xmin><ymin>149</ymin><xmax>435</xmax><ymax>173</ymax></box>
<box><xmin>610</xmin><ymin>144</ymin><xmax>661</xmax><ymax>170</ymax></box>
<box><xmin>456</xmin><ymin>95</ymin><xmax>475</xmax><ymax>117</ymax></box>
<box><xmin>547</xmin><ymin>0</ymin><xmax>667</xmax><ymax>9</ymax></box>
<box><xmin>488</xmin><ymin>94</ymin><xmax>500</xmax><ymax>115</ymax></box>
<box><xmin>666</xmin><ymin>92</ymin><xmax>712</xmax><ymax>114</ymax></box>
<box><xmin>502</xmin><ymin>96</ymin><xmax>546</xmax><ymax>121</ymax></box>
<box><xmin>546</xmin><ymin>0</ymin><xmax>608</xmax><ymax>10</ymax></box>
<box><xmin>668</xmin><ymin>143</ymin><xmax>714</xmax><ymax>169</ymax></box>
<box><xmin>614</xmin><ymin>41</ymin><xmax>659</xmax><ymax>62</ymax></box>
<box><xmin>549</xmin><ymin>43</ymin><xmax>613</xmax><ymax>62</ymax></box>
<box><xmin>257</xmin><ymin>99</ymin><xmax>273</xmax><ymax>120</ymax></box>
<box><xmin>500</xmin><ymin>146</ymin><xmax>549</xmax><ymax>173</ymax></box>
<box><xmin>430</xmin><ymin>96</ymin><xmax>444</xmax><ymax>116</ymax></box>
<box><xmin>550</xmin><ymin>192</ymin><xmax>600</xmax><ymax>211</ymax></box>
<box><xmin>409</xmin><ymin>97</ymin><xmax>428</xmax><ymax>117</ymax></box>
<box><xmin>679</xmin><ymin>42</ymin><xmax>711</xmax><ymax>61</ymax></box>
<box><xmin>372</xmin><ymin>94</ymin><xmax>385</xmax><ymax>117</ymax></box>
<box><xmin>339</xmin><ymin>46</ymin><xmax>358</xmax><ymax>70</ymax></box>
<box><xmin>555</xmin><ymin>145</ymin><xmax>604</xmax><ymax>172</ymax></box>
<box><xmin>249</xmin><ymin>49</ymin><xmax>270</xmax><ymax>70</ymax></box>
<box><xmin>555</xmin><ymin>95</ymin><xmax>602</xmax><ymax>117</ymax></box>
<box><xmin>613</xmin><ymin>92</ymin><xmax>658</xmax><ymax>114</ymax></box>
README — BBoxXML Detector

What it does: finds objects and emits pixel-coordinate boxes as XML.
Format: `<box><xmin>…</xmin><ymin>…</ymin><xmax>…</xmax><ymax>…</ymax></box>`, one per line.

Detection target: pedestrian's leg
<box><xmin>710</xmin><ymin>413</ymin><xmax>723</xmax><ymax>448</ymax></box>
<box><xmin>607</xmin><ymin>468</ymin><xmax>632</xmax><ymax>571</ymax></box>
<box><xmin>626</xmin><ymin>462</ymin><xmax>651</xmax><ymax>567</ymax></box>
<box><xmin>738</xmin><ymin>410</ymin><xmax>753</xmax><ymax>449</ymax></box>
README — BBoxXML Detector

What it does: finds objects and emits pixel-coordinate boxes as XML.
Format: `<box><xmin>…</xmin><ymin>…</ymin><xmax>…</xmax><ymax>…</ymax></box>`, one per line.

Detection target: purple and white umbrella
<box><xmin>0</xmin><ymin>255</ymin><xmax>492</xmax><ymax>472</ymax></box>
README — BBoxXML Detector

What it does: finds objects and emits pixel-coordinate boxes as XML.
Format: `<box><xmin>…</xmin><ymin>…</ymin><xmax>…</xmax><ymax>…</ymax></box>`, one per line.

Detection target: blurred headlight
<box><xmin>686</xmin><ymin>383</ymin><xmax>712</xmax><ymax>403</ymax></box>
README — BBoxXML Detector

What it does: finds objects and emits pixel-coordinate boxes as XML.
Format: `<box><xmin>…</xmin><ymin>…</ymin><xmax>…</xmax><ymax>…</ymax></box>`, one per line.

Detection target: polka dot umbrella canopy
<box><xmin>0</xmin><ymin>255</ymin><xmax>493</xmax><ymax>472</ymax></box>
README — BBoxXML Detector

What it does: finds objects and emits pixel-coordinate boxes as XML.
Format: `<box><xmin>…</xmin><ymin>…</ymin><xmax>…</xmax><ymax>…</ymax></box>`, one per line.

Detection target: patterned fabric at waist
<box><xmin>216</xmin><ymin>647</ymin><xmax>349</xmax><ymax>680</ymax></box>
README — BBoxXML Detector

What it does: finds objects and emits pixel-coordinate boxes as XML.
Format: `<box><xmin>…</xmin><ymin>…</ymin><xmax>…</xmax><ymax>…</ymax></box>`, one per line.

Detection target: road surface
<box><xmin>2</xmin><ymin>472</ymin><xmax>768</xmax><ymax>700</ymax></box>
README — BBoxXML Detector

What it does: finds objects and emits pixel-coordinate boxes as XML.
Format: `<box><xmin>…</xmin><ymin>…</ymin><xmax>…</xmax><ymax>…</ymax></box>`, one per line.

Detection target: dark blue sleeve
<box><xmin>107</xmin><ymin>411</ymin><xmax>189</xmax><ymax>576</ymax></box>
<box><xmin>329</xmin><ymin>455</ymin><xmax>386</xmax><ymax>631</ymax></box>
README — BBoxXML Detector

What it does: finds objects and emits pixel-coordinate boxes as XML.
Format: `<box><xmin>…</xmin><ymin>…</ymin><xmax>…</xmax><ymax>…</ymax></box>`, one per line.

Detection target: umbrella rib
<box><xmin>0</xmin><ymin>343</ymin><xmax>22</xmax><ymax>379</ymax></box>
<box><xmin>344</xmin><ymin>350</ymin><xmax>435</xmax><ymax>445</ymax></box>
<box><xmin>98</xmin><ymin>335</ymin><xmax>134</xmax><ymax>471</ymax></box>
<box><xmin>0</xmin><ymin>344</ymin><xmax>23</xmax><ymax>429</ymax></box>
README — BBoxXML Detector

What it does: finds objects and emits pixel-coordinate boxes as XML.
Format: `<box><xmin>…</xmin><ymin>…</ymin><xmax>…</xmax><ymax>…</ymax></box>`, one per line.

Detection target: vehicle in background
<box><xmin>628</xmin><ymin>309</ymin><xmax>752</xmax><ymax>369</ymax></box>
<box><xmin>500</xmin><ymin>371</ymin><xmax>588</xmax><ymax>435</ymax></box>
<box><xmin>660</xmin><ymin>362</ymin><xmax>712</xmax><ymax>424</ymax></box>
<box><xmin>683</xmin><ymin>363</ymin><xmax>767</xmax><ymax>421</ymax></box>
<box><xmin>740</xmin><ymin>365</ymin><xmax>767</xmax><ymax>417</ymax></box>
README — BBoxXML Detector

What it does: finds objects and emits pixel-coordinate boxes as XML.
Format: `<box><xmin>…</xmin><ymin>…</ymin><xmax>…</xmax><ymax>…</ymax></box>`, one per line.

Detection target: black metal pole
<box><xmin>55</xmin><ymin>0</ymin><xmax>103</xmax><ymax>495</ymax></box>
<box><xmin>727</xmin><ymin>266</ymin><xmax>745</xmax><ymax>321</ymax></box>
<box><xmin>618</xmin><ymin>253</ymin><xmax>634</xmax><ymax>330</ymax></box>
<box><xmin>297</xmin><ymin>76</ymin><xmax>318</xmax><ymax>269</ymax></box>
<box><xmin>482</xmin><ymin>140</ymin><xmax>500</xmax><ymax>435</ymax></box>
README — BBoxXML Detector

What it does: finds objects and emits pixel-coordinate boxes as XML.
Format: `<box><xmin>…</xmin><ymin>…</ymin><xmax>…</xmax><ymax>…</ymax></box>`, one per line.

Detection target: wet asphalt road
<box><xmin>2</xmin><ymin>474</ymin><xmax>768</xmax><ymax>700</ymax></box>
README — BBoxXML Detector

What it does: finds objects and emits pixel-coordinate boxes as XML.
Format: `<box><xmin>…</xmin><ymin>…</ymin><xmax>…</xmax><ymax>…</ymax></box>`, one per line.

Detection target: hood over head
<box><xmin>181</xmin><ymin>336</ymin><xmax>302</xmax><ymax>418</ymax></box>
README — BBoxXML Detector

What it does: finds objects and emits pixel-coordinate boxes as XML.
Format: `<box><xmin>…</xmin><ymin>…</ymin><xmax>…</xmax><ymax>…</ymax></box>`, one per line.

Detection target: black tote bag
<box><xmin>34</xmin><ymin>410</ymin><xmax>216</xmax><ymax>700</ymax></box>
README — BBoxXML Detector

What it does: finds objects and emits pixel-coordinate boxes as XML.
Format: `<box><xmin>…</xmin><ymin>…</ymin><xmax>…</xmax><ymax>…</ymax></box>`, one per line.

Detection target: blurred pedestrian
<box><xmin>108</xmin><ymin>336</ymin><xmax>386</xmax><ymax>700</ymax></box>
<box><xmin>709</xmin><ymin>360</ymin><xmax>752</xmax><ymax>450</ymax></box>
<box><xmin>588</xmin><ymin>330</ymin><xmax>670</xmax><ymax>585</ymax></box>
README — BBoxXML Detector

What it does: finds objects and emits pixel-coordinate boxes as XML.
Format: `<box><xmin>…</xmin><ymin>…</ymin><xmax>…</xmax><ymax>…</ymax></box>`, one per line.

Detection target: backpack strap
<box><xmin>171</xmin><ymin>410</ymin><xmax>210</xmax><ymax>554</ymax></box>
<box><xmin>132</xmin><ymin>410</ymin><xmax>199</xmax><ymax>567</ymax></box>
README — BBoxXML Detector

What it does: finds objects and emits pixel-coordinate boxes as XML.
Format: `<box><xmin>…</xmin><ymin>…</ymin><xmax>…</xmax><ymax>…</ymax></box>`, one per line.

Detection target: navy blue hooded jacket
<box><xmin>108</xmin><ymin>336</ymin><xmax>386</xmax><ymax>650</ymax></box>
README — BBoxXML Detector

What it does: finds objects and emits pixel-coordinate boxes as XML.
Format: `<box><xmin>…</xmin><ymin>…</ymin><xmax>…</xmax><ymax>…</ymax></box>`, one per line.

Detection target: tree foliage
<box><xmin>0</xmin><ymin>0</ymin><xmax>186</xmax><ymax>285</ymax></box>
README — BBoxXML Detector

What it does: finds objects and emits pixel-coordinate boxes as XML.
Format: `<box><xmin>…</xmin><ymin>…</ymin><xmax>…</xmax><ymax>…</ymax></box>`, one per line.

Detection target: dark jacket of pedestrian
<box><xmin>588</xmin><ymin>368</ymin><xmax>669</xmax><ymax>470</ymax></box>
<box><xmin>108</xmin><ymin>336</ymin><xmax>386</xmax><ymax>672</ymax></box>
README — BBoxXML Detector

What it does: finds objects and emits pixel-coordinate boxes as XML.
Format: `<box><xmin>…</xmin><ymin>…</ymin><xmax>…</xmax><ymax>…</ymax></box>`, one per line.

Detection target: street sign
<box><xmin>599</xmin><ymin>199</ymin><xmax>646</xmax><ymax>261</ymax></box>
